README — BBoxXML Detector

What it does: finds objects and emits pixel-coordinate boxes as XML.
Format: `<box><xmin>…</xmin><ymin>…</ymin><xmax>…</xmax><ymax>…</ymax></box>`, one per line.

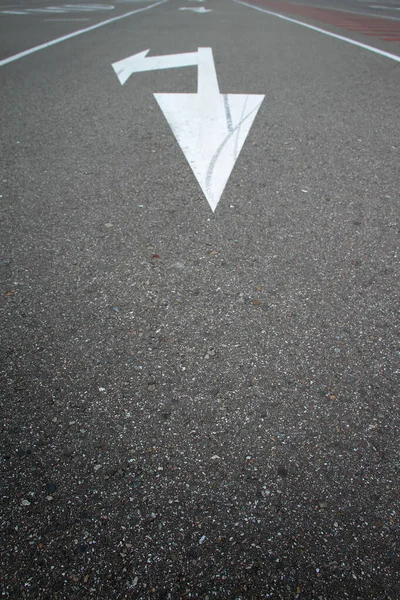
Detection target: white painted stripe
<box><xmin>234</xmin><ymin>0</ymin><xmax>400</xmax><ymax>63</ymax></box>
<box><xmin>1</xmin><ymin>4</ymin><xmax>116</xmax><ymax>15</ymax></box>
<box><xmin>179</xmin><ymin>6</ymin><xmax>213</xmax><ymax>11</ymax></box>
<box><xmin>370</xmin><ymin>5</ymin><xmax>400</xmax><ymax>9</ymax></box>
<box><xmin>44</xmin><ymin>17</ymin><xmax>91</xmax><ymax>21</ymax></box>
<box><xmin>0</xmin><ymin>0</ymin><xmax>168</xmax><ymax>67</ymax></box>
<box><xmin>343</xmin><ymin>8</ymin><xmax>400</xmax><ymax>20</ymax></box>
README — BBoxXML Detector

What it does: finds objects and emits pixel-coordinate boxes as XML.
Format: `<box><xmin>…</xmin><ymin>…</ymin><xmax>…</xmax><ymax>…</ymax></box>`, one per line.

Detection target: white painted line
<box><xmin>351</xmin><ymin>8</ymin><xmax>400</xmax><ymax>20</ymax></box>
<box><xmin>113</xmin><ymin>47</ymin><xmax>264</xmax><ymax>211</ymax></box>
<box><xmin>63</xmin><ymin>3</ymin><xmax>114</xmax><ymax>8</ymax></box>
<box><xmin>44</xmin><ymin>17</ymin><xmax>91</xmax><ymax>20</ymax></box>
<box><xmin>370</xmin><ymin>5</ymin><xmax>400</xmax><ymax>9</ymax></box>
<box><xmin>234</xmin><ymin>0</ymin><xmax>400</xmax><ymax>63</ymax></box>
<box><xmin>336</xmin><ymin>7</ymin><xmax>400</xmax><ymax>20</ymax></box>
<box><xmin>1</xmin><ymin>4</ymin><xmax>116</xmax><ymax>15</ymax></box>
<box><xmin>179</xmin><ymin>6</ymin><xmax>212</xmax><ymax>11</ymax></box>
<box><xmin>0</xmin><ymin>0</ymin><xmax>168</xmax><ymax>67</ymax></box>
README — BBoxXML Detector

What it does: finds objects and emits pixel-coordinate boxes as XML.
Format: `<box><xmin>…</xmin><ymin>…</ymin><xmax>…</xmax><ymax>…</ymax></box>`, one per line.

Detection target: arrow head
<box><xmin>112</xmin><ymin>49</ymin><xmax>150</xmax><ymax>85</ymax></box>
<box><xmin>154</xmin><ymin>92</ymin><xmax>264</xmax><ymax>211</ymax></box>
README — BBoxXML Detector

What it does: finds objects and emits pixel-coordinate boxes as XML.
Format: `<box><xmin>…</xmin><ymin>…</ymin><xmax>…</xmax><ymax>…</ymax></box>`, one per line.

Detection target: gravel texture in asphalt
<box><xmin>1</xmin><ymin>0</ymin><xmax>399</xmax><ymax>598</ymax></box>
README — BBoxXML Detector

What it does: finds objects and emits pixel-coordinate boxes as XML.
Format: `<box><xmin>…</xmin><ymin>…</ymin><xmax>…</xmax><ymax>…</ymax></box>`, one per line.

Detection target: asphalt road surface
<box><xmin>1</xmin><ymin>0</ymin><xmax>399</xmax><ymax>598</ymax></box>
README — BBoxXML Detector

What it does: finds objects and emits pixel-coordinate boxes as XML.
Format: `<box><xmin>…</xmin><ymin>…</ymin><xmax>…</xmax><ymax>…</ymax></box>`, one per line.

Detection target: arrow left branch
<box><xmin>112</xmin><ymin>49</ymin><xmax>199</xmax><ymax>85</ymax></box>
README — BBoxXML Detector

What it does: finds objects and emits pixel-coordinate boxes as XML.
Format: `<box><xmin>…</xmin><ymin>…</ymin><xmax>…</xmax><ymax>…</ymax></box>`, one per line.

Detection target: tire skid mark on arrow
<box><xmin>112</xmin><ymin>47</ymin><xmax>264</xmax><ymax>211</ymax></box>
<box><xmin>223</xmin><ymin>95</ymin><xmax>234</xmax><ymax>133</ymax></box>
<box><xmin>205</xmin><ymin>98</ymin><xmax>260</xmax><ymax>198</ymax></box>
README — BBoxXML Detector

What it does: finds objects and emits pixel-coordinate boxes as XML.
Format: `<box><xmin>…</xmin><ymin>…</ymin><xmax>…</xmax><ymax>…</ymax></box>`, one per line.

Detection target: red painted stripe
<box><xmin>345</xmin><ymin>28</ymin><xmax>400</xmax><ymax>32</ymax></box>
<box><xmin>343</xmin><ymin>24</ymin><xmax>400</xmax><ymax>28</ymax></box>
<box><xmin>250</xmin><ymin>0</ymin><xmax>400</xmax><ymax>31</ymax></box>
<box><xmin>366</xmin><ymin>32</ymin><xmax>397</xmax><ymax>37</ymax></box>
<box><xmin>248</xmin><ymin>0</ymin><xmax>400</xmax><ymax>42</ymax></box>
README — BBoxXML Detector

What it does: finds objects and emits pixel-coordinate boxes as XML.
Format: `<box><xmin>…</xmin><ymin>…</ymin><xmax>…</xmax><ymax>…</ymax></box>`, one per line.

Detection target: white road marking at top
<box><xmin>0</xmin><ymin>4</ymin><xmax>116</xmax><ymax>14</ymax></box>
<box><xmin>59</xmin><ymin>3</ymin><xmax>114</xmax><ymax>8</ymax></box>
<box><xmin>234</xmin><ymin>0</ymin><xmax>400</xmax><ymax>63</ymax></box>
<box><xmin>179</xmin><ymin>6</ymin><xmax>213</xmax><ymax>11</ymax></box>
<box><xmin>0</xmin><ymin>0</ymin><xmax>168</xmax><ymax>67</ymax></box>
<box><xmin>113</xmin><ymin>47</ymin><xmax>264</xmax><ymax>211</ymax></box>
<box><xmin>369</xmin><ymin>4</ymin><xmax>400</xmax><ymax>8</ymax></box>
<box><xmin>44</xmin><ymin>17</ymin><xmax>91</xmax><ymax>20</ymax></box>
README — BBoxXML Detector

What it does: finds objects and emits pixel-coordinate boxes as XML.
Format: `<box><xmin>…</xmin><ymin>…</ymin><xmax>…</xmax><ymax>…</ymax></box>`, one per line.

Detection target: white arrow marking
<box><xmin>112</xmin><ymin>48</ymin><xmax>264</xmax><ymax>211</ymax></box>
<box><xmin>179</xmin><ymin>6</ymin><xmax>212</xmax><ymax>11</ymax></box>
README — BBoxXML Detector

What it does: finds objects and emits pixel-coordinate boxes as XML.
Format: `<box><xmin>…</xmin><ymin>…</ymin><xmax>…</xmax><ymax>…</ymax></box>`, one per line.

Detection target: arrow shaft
<box><xmin>197</xmin><ymin>47</ymin><xmax>220</xmax><ymax>98</ymax></box>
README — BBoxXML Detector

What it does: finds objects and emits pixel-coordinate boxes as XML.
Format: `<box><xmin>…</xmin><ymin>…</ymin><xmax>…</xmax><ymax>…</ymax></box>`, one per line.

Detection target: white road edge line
<box><xmin>0</xmin><ymin>0</ymin><xmax>168</xmax><ymax>67</ymax></box>
<box><xmin>233</xmin><ymin>0</ymin><xmax>400</xmax><ymax>63</ymax></box>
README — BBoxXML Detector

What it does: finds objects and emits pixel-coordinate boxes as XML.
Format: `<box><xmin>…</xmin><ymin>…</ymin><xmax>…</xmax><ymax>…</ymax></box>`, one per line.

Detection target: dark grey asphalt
<box><xmin>1</xmin><ymin>0</ymin><xmax>399</xmax><ymax>598</ymax></box>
